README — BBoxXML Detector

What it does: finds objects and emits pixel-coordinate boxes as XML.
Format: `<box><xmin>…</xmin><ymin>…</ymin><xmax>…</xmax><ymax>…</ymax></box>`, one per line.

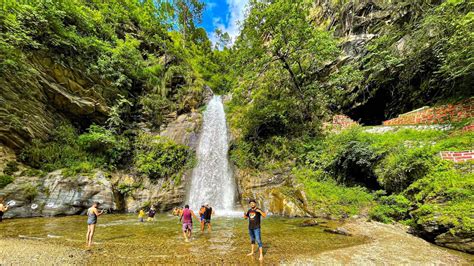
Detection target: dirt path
<box><xmin>299</xmin><ymin>219</ymin><xmax>473</xmax><ymax>265</ymax></box>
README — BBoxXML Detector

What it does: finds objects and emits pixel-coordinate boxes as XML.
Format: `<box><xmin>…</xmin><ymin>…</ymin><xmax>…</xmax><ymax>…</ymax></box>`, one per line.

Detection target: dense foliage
<box><xmin>327</xmin><ymin>0</ymin><xmax>474</xmax><ymax>121</ymax></box>
<box><xmin>1</xmin><ymin>0</ymin><xmax>232</xmax><ymax>180</ymax></box>
<box><xmin>1</xmin><ymin>0</ymin><xmax>473</xmax><ymax>249</ymax></box>
<box><xmin>133</xmin><ymin>133</ymin><xmax>194</xmax><ymax>180</ymax></box>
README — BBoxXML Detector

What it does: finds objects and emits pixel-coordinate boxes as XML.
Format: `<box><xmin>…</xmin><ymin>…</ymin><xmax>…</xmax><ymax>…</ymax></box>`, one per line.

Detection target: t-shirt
<box><xmin>204</xmin><ymin>207</ymin><xmax>212</xmax><ymax>220</ymax></box>
<box><xmin>148</xmin><ymin>210</ymin><xmax>156</xmax><ymax>217</ymax></box>
<box><xmin>182</xmin><ymin>208</ymin><xmax>192</xmax><ymax>223</ymax></box>
<box><xmin>246</xmin><ymin>208</ymin><xmax>262</xmax><ymax>229</ymax></box>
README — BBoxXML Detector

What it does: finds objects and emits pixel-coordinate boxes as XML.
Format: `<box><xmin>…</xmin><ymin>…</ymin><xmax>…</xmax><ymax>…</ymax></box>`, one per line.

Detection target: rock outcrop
<box><xmin>0</xmin><ymin>109</ymin><xmax>204</xmax><ymax>217</ymax></box>
<box><xmin>0</xmin><ymin>55</ymin><xmax>110</xmax><ymax>150</ymax></box>
<box><xmin>1</xmin><ymin>171</ymin><xmax>115</xmax><ymax>218</ymax></box>
<box><xmin>234</xmin><ymin>168</ymin><xmax>311</xmax><ymax>217</ymax></box>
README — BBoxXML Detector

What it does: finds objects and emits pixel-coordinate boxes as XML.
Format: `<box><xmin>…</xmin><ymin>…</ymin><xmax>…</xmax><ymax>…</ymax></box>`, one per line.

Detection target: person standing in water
<box><xmin>244</xmin><ymin>199</ymin><xmax>267</xmax><ymax>261</ymax></box>
<box><xmin>0</xmin><ymin>197</ymin><xmax>9</xmax><ymax>222</ymax></box>
<box><xmin>199</xmin><ymin>205</ymin><xmax>206</xmax><ymax>232</ymax></box>
<box><xmin>138</xmin><ymin>208</ymin><xmax>145</xmax><ymax>222</ymax></box>
<box><xmin>179</xmin><ymin>204</ymin><xmax>198</xmax><ymax>242</ymax></box>
<box><xmin>202</xmin><ymin>203</ymin><xmax>214</xmax><ymax>232</ymax></box>
<box><xmin>86</xmin><ymin>202</ymin><xmax>104</xmax><ymax>247</ymax></box>
<box><xmin>147</xmin><ymin>207</ymin><xmax>156</xmax><ymax>222</ymax></box>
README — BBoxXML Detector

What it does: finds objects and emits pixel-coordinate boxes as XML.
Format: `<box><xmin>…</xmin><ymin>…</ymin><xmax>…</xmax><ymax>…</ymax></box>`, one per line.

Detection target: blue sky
<box><xmin>199</xmin><ymin>0</ymin><xmax>249</xmax><ymax>45</ymax></box>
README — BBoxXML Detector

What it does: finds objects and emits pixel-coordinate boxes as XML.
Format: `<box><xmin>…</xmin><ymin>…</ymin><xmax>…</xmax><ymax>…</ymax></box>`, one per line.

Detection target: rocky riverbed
<box><xmin>0</xmin><ymin>215</ymin><xmax>472</xmax><ymax>264</ymax></box>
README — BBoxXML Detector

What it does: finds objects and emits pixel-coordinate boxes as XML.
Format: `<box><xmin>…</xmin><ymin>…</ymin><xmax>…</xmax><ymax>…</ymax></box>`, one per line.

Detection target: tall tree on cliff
<box><xmin>230</xmin><ymin>0</ymin><xmax>339</xmax><ymax>139</ymax></box>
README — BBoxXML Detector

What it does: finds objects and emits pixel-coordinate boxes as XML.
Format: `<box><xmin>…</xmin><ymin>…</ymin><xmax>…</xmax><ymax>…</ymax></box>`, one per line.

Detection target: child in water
<box><xmin>138</xmin><ymin>208</ymin><xmax>146</xmax><ymax>222</ymax></box>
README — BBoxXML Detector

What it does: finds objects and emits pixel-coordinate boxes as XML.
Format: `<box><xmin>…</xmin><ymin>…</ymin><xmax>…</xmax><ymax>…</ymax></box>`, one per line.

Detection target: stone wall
<box><xmin>383</xmin><ymin>98</ymin><xmax>474</xmax><ymax>126</ymax></box>
<box><xmin>439</xmin><ymin>151</ymin><xmax>474</xmax><ymax>163</ymax></box>
<box><xmin>323</xmin><ymin>115</ymin><xmax>358</xmax><ymax>132</ymax></box>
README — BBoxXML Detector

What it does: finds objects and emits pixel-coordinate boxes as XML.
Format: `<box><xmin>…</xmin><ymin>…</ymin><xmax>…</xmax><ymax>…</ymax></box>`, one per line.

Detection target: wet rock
<box><xmin>324</xmin><ymin>227</ymin><xmax>352</xmax><ymax>236</ymax></box>
<box><xmin>435</xmin><ymin>232</ymin><xmax>474</xmax><ymax>254</ymax></box>
<box><xmin>234</xmin><ymin>163</ymin><xmax>312</xmax><ymax>217</ymax></box>
<box><xmin>301</xmin><ymin>219</ymin><xmax>319</xmax><ymax>227</ymax></box>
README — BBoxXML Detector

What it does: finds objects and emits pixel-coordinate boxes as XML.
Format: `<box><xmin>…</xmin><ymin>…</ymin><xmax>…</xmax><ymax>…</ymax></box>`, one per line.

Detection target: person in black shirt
<box><xmin>202</xmin><ymin>203</ymin><xmax>214</xmax><ymax>232</ymax></box>
<box><xmin>244</xmin><ymin>199</ymin><xmax>267</xmax><ymax>261</ymax></box>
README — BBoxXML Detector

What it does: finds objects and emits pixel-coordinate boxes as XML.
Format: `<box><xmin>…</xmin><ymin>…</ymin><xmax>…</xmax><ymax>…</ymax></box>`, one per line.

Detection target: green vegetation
<box><xmin>327</xmin><ymin>0</ymin><xmax>473</xmax><ymax>119</ymax></box>
<box><xmin>1</xmin><ymin>0</ymin><xmax>472</xmax><ymax>252</ymax></box>
<box><xmin>116</xmin><ymin>182</ymin><xmax>141</xmax><ymax>196</ymax></box>
<box><xmin>0</xmin><ymin>175</ymin><xmax>14</xmax><ymax>189</ymax></box>
<box><xmin>2</xmin><ymin>0</ymin><xmax>232</xmax><ymax>180</ymax></box>
<box><xmin>20</xmin><ymin>123</ymin><xmax>128</xmax><ymax>175</ymax></box>
<box><xmin>295</xmin><ymin>167</ymin><xmax>374</xmax><ymax>217</ymax></box>
<box><xmin>134</xmin><ymin>134</ymin><xmax>194</xmax><ymax>180</ymax></box>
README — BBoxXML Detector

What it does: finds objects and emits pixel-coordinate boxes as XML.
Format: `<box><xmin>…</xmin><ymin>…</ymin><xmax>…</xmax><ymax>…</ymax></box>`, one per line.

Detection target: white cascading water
<box><xmin>188</xmin><ymin>95</ymin><xmax>236</xmax><ymax>213</ymax></box>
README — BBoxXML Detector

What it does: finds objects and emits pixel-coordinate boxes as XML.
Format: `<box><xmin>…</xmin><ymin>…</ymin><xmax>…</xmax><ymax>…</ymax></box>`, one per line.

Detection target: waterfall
<box><xmin>188</xmin><ymin>95</ymin><xmax>236</xmax><ymax>213</ymax></box>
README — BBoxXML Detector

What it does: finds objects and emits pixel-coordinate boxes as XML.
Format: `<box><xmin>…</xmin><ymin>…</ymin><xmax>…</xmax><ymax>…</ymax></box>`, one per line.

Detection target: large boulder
<box><xmin>235</xmin><ymin>168</ymin><xmax>311</xmax><ymax>217</ymax></box>
<box><xmin>1</xmin><ymin>170</ymin><xmax>115</xmax><ymax>218</ymax></box>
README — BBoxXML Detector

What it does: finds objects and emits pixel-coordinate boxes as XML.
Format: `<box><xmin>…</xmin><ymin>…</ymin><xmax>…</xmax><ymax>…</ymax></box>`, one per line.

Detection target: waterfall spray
<box><xmin>188</xmin><ymin>95</ymin><xmax>236</xmax><ymax>213</ymax></box>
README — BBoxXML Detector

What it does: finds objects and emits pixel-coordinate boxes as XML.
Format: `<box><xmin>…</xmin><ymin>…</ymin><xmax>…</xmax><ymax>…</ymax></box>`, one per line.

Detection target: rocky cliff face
<box><xmin>0</xmin><ymin>110</ymin><xmax>203</xmax><ymax>218</ymax></box>
<box><xmin>0</xmin><ymin>54</ymin><xmax>111</xmax><ymax>150</ymax></box>
<box><xmin>311</xmin><ymin>0</ymin><xmax>466</xmax><ymax>124</ymax></box>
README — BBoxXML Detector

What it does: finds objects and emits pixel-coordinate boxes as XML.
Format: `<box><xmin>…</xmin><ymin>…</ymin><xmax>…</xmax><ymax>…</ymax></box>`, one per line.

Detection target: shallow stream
<box><xmin>0</xmin><ymin>214</ymin><xmax>368</xmax><ymax>264</ymax></box>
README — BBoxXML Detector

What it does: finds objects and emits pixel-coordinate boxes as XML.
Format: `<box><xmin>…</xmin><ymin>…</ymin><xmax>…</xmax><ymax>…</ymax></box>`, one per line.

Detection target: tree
<box><xmin>173</xmin><ymin>0</ymin><xmax>204</xmax><ymax>41</ymax></box>
<box><xmin>230</xmin><ymin>0</ymin><xmax>339</xmax><ymax>139</ymax></box>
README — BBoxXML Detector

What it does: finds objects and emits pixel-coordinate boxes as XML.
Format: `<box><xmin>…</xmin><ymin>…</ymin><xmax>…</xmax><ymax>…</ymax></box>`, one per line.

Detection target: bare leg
<box><xmin>86</xmin><ymin>225</ymin><xmax>91</xmax><ymax>245</ymax></box>
<box><xmin>247</xmin><ymin>244</ymin><xmax>255</xmax><ymax>256</ymax></box>
<box><xmin>88</xmin><ymin>224</ymin><xmax>96</xmax><ymax>246</ymax></box>
<box><xmin>207</xmin><ymin>223</ymin><xmax>212</xmax><ymax>232</ymax></box>
<box><xmin>201</xmin><ymin>221</ymin><xmax>204</xmax><ymax>232</ymax></box>
<box><xmin>183</xmin><ymin>230</ymin><xmax>188</xmax><ymax>242</ymax></box>
<box><xmin>259</xmin><ymin>247</ymin><xmax>263</xmax><ymax>261</ymax></box>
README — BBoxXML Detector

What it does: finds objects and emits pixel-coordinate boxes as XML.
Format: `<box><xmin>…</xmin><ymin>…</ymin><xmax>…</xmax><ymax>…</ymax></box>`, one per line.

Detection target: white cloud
<box><xmin>207</xmin><ymin>2</ymin><xmax>217</xmax><ymax>10</ymax></box>
<box><xmin>210</xmin><ymin>0</ymin><xmax>249</xmax><ymax>47</ymax></box>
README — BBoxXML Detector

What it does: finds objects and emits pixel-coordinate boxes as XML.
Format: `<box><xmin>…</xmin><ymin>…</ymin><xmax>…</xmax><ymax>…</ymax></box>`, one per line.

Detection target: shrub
<box><xmin>116</xmin><ymin>182</ymin><xmax>141</xmax><ymax>196</ymax></box>
<box><xmin>330</xmin><ymin>141</ymin><xmax>381</xmax><ymax>189</ymax></box>
<box><xmin>404</xmin><ymin>165</ymin><xmax>474</xmax><ymax>234</ymax></box>
<box><xmin>134</xmin><ymin>133</ymin><xmax>193</xmax><ymax>179</ymax></box>
<box><xmin>376</xmin><ymin>147</ymin><xmax>437</xmax><ymax>193</ymax></box>
<box><xmin>20</xmin><ymin>124</ymin><xmax>91</xmax><ymax>171</ymax></box>
<box><xmin>21</xmin><ymin>184</ymin><xmax>38</xmax><ymax>202</ymax></box>
<box><xmin>295</xmin><ymin>167</ymin><xmax>374</xmax><ymax>218</ymax></box>
<box><xmin>20</xmin><ymin>123</ymin><xmax>131</xmax><ymax>174</ymax></box>
<box><xmin>3</xmin><ymin>161</ymin><xmax>19</xmax><ymax>175</ymax></box>
<box><xmin>78</xmin><ymin>124</ymin><xmax>130</xmax><ymax>166</ymax></box>
<box><xmin>369</xmin><ymin>195</ymin><xmax>411</xmax><ymax>223</ymax></box>
<box><xmin>0</xmin><ymin>175</ymin><xmax>14</xmax><ymax>188</ymax></box>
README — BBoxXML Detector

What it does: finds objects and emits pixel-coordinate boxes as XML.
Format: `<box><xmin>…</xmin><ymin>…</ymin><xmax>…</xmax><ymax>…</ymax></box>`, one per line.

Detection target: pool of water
<box><xmin>0</xmin><ymin>214</ymin><xmax>368</xmax><ymax>264</ymax></box>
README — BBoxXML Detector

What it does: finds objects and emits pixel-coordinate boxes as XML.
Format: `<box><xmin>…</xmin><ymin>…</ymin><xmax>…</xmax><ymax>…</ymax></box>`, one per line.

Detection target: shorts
<box><xmin>249</xmin><ymin>228</ymin><xmax>263</xmax><ymax>248</ymax></box>
<box><xmin>203</xmin><ymin>219</ymin><xmax>211</xmax><ymax>224</ymax></box>
<box><xmin>182</xmin><ymin>222</ymin><xmax>192</xmax><ymax>232</ymax></box>
<box><xmin>87</xmin><ymin>217</ymin><xmax>97</xmax><ymax>225</ymax></box>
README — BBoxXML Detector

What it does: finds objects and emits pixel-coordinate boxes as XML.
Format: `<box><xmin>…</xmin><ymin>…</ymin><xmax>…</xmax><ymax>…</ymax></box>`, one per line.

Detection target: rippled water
<box><xmin>0</xmin><ymin>214</ymin><xmax>368</xmax><ymax>264</ymax></box>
